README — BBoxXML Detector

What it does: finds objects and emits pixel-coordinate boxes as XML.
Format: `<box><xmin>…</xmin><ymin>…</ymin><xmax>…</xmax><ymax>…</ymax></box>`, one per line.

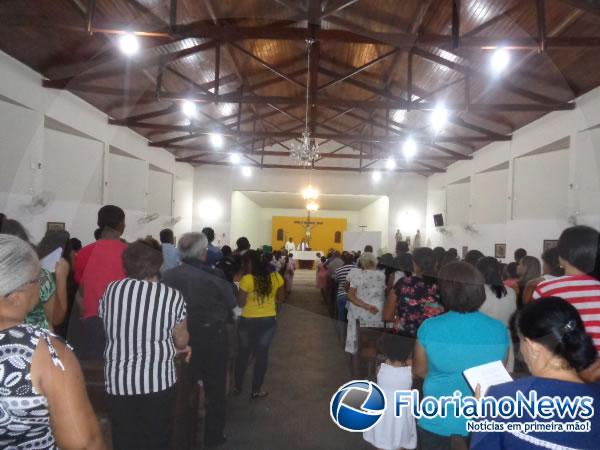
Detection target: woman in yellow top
<box><xmin>234</xmin><ymin>250</ymin><xmax>285</xmax><ymax>399</ymax></box>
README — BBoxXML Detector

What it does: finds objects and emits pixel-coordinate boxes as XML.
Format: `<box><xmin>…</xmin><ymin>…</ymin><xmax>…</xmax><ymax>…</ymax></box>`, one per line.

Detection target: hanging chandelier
<box><xmin>290</xmin><ymin>38</ymin><xmax>320</xmax><ymax>166</ymax></box>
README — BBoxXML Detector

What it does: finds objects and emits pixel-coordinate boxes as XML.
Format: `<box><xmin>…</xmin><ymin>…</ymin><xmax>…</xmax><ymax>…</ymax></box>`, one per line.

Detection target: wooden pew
<box><xmin>81</xmin><ymin>358</ymin><xmax>205</xmax><ymax>450</ymax></box>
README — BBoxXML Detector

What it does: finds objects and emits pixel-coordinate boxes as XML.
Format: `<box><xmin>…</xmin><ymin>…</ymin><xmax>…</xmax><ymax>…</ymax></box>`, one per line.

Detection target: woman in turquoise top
<box><xmin>413</xmin><ymin>261</ymin><xmax>509</xmax><ymax>449</ymax></box>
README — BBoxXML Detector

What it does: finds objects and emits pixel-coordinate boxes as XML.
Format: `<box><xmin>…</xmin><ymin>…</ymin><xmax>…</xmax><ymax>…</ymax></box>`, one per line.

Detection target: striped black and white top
<box><xmin>99</xmin><ymin>278</ymin><xmax>187</xmax><ymax>396</ymax></box>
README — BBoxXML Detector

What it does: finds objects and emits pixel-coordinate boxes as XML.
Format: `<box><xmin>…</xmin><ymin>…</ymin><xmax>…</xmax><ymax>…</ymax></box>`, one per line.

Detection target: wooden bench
<box><xmin>81</xmin><ymin>358</ymin><xmax>205</xmax><ymax>450</ymax></box>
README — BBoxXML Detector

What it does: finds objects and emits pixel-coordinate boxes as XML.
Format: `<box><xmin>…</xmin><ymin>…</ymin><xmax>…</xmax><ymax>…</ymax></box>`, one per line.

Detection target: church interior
<box><xmin>1</xmin><ymin>1</ymin><xmax>600</xmax><ymax>449</ymax></box>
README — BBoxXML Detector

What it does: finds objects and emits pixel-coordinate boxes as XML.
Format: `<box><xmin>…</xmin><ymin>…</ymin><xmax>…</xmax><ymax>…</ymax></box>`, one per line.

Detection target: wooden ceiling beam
<box><xmin>44</xmin><ymin>40</ymin><xmax>217</xmax><ymax>88</ymax></box>
<box><xmin>558</xmin><ymin>0</ymin><xmax>600</xmax><ymax>16</ymax></box>
<box><xmin>319</xmin><ymin>0</ymin><xmax>359</xmax><ymax>19</ymax></box>
<box><xmin>317</xmin><ymin>48</ymin><xmax>399</xmax><ymax>92</ymax></box>
<box><xmin>111</xmin><ymin>104</ymin><xmax>177</xmax><ymax>123</ymax></box>
<box><xmin>122</xmin><ymin>124</ymin><xmax>505</xmax><ymax>143</ymax></box>
<box><xmin>411</xmin><ymin>47</ymin><xmax>573</xmax><ymax>106</ymax></box>
<box><xmin>179</xmin><ymin>160</ymin><xmax>436</xmax><ymax>174</ymax></box>
<box><xmin>168</xmin><ymin>145</ymin><xmax>457</xmax><ymax>162</ymax></box>
<box><xmin>446</xmin><ymin>116</ymin><xmax>511</xmax><ymax>141</ymax></box>
<box><xmin>229</xmin><ymin>42</ymin><xmax>306</xmax><ymax>89</ymax></box>
<box><xmin>64</xmin><ymin>84</ymin><xmax>574</xmax><ymax>111</ymax></box>
<box><xmin>6</xmin><ymin>13</ymin><xmax>600</xmax><ymax>48</ymax></box>
<box><xmin>307</xmin><ymin>1</ymin><xmax>321</xmax><ymax>135</ymax></box>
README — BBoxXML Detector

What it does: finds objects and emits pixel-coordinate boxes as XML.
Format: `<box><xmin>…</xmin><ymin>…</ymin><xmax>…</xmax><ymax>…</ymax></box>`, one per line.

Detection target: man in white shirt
<box><xmin>284</xmin><ymin>237</ymin><xmax>295</xmax><ymax>252</ymax></box>
<box><xmin>298</xmin><ymin>239</ymin><xmax>308</xmax><ymax>251</ymax></box>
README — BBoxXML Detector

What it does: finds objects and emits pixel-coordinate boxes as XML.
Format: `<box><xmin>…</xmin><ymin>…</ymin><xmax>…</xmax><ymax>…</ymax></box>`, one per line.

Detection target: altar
<box><xmin>292</xmin><ymin>250</ymin><xmax>322</xmax><ymax>269</ymax></box>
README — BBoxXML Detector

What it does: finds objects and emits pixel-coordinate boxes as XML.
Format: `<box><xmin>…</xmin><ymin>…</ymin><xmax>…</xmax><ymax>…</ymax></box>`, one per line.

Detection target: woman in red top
<box><xmin>74</xmin><ymin>205</ymin><xmax>127</xmax><ymax>360</ymax></box>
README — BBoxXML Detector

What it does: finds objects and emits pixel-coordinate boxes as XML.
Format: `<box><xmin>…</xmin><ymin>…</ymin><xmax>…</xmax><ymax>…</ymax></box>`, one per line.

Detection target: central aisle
<box><xmin>224</xmin><ymin>270</ymin><xmax>371</xmax><ymax>450</ymax></box>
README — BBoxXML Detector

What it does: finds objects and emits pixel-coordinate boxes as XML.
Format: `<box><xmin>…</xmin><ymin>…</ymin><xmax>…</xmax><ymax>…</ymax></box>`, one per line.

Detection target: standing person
<box><xmin>533</xmin><ymin>226</ymin><xmax>600</xmax><ymax>350</ymax></box>
<box><xmin>413</xmin><ymin>229</ymin><xmax>422</xmax><ymax>249</ymax></box>
<box><xmin>477</xmin><ymin>256</ymin><xmax>518</xmax><ymax>371</ymax></box>
<box><xmin>522</xmin><ymin>246</ymin><xmax>565</xmax><ymax>304</ymax></box>
<box><xmin>516</xmin><ymin>255</ymin><xmax>541</xmax><ymax>308</ymax></box>
<box><xmin>1</xmin><ymin>219</ymin><xmax>69</xmax><ymax>331</ymax></box>
<box><xmin>284</xmin><ymin>252</ymin><xmax>296</xmax><ymax>295</ymax></box>
<box><xmin>514</xmin><ymin>247</ymin><xmax>527</xmax><ymax>264</ymax></box>
<box><xmin>395</xmin><ymin>229</ymin><xmax>402</xmax><ymax>244</ymax></box>
<box><xmin>317</xmin><ymin>256</ymin><xmax>329</xmax><ymax>302</ymax></box>
<box><xmin>383</xmin><ymin>247</ymin><xmax>444</xmax><ymax>338</ymax></box>
<box><xmin>99</xmin><ymin>238</ymin><xmax>189</xmax><ymax>450</ymax></box>
<box><xmin>234</xmin><ymin>236</ymin><xmax>251</xmax><ymax>256</ymax></box>
<box><xmin>345</xmin><ymin>253</ymin><xmax>386</xmax><ymax>354</ymax></box>
<box><xmin>464</xmin><ymin>249</ymin><xmax>484</xmax><ymax>266</ymax></box>
<box><xmin>159</xmin><ymin>228</ymin><xmax>180</xmax><ymax>273</ymax></box>
<box><xmin>202</xmin><ymin>227</ymin><xmax>223</xmax><ymax>268</ymax></box>
<box><xmin>334</xmin><ymin>252</ymin><xmax>355</xmax><ymax>322</ymax></box>
<box><xmin>471</xmin><ymin>297</ymin><xmax>600</xmax><ymax>450</ymax></box>
<box><xmin>235</xmin><ymin>250</ymin><xmax>285</xmax><ymax>399</ymax></box>
<box><xmin>0</xmin><ymin>235</ymin><xmax>105</xmax><ymax>449</ymax></box>
<box><xmin>363</xmin><ymin>334</ymin><xmax>417</xmax><ymax>450</ymax></box>
<box><xmin>503</xmin><ymin>261</ymin><xmax>519</xmax><ymax>288</ymax></box>
<box><xmin>284</xmin><ymin>237</ymin><xmax>295</xmax><ymax>252</ymax></box>
<box><xmin>432</xmin><ymin>246</ymin><xmax>446</xmax><ymax>275</ymax></box>
<box><xmin>163</xmin><ymin>232</ymin><xmax>236</xmax><ymax>447</ymax></box>
<box><xmin>74</xmin><ymin>205</ymin><xmax>127</xmax><ymax>359</ymax></box>
<box><xmin>477</xmin><ymin>257</ymin><xmax>518</xmax><ymax>326</ymax></box>
<box><xmin>413</xmin><ymin>262</ymin><xmax>509</xmax><ymax>448</ymax></box>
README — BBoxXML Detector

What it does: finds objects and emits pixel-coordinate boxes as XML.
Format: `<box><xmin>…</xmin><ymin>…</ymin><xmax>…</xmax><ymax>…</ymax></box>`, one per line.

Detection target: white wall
<box><xmin>230</xmin><ymin>191</ymin><xmax>262</xmax><ymax>247</ymax></box>
<box><xmin>0</xmin><ymin>51</ymin><xmax>194</xmax><ymax>244</ymax></box>
<box><xmin>194</xmin><ymin>167</ymin><xmax>428</xmax><ymax>252</ymax></box>
<box><xmin>357</xmin><ymin>196</ymin><xmax>390</xmax><ymax>251</ymax></box>
<box><xmin>426</xmin><ymin>86</ymin><xmax>600</xmax><ymax>260</ymax></box>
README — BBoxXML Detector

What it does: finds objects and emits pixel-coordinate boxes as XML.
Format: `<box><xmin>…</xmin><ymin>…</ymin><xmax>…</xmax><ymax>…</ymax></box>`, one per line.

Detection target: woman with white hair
<box><xmin>0</xmin><ymin>235</ymin><xmax>104</xmax><ymax>449</ymax></box>
<box><xmin>345</xmin><ymin>252</ymin><xmax>386</xmax><ymax>354</ymax></box>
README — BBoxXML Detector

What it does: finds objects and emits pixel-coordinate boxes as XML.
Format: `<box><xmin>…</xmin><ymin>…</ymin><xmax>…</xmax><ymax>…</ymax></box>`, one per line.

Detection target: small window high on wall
<box><xmin>276</xmin><ymin>228</ymin><xmax>284</xmax><ymax>241</ymax></box>
<box><xmin>334</xmin><ymin>231</ymin><xmax>342</xmax><ymax>244</ymax></box>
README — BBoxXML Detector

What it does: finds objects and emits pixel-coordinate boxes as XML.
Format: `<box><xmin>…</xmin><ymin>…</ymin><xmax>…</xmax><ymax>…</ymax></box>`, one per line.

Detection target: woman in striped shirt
<box><xmin>99</xmin><ymin>238</ymin><xmax>190</xmax><ymax>450</ymax></box>
<box><xmin>533</xmin><ymin>226</ymin><xmax>600</xmax><ymax>382</ymax></box>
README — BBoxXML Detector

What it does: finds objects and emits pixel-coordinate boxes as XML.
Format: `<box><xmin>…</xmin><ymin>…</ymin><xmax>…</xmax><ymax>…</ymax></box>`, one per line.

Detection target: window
<box><xmin>334</xmin><ymin>231</ymin><xmax>342</xmax><ymax>244</ymax></box>
<box><xmin>276</xmin><ymin>228</ymin><xmax>284</xmax><ymax>241</ymax></box>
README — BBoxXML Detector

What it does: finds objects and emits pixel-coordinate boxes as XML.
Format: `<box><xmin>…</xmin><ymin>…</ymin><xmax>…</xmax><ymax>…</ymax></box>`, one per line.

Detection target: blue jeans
<box><xmin>235</xmin><ymin>317</ymin><xmax>277</xmax><ymax>392</ymax></box>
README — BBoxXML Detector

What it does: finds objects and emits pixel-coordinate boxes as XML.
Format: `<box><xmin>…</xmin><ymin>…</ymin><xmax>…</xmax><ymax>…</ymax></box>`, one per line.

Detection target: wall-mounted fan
<box><xmin>137</xmin><ymin>212</ymin><xmax>159</xmax><ymax>225</ymax></box>
<box><xmin>463</xmin><ymin>223</ymin><xmax>479</xmax><ymax>234</ymax></box>
<box><xmin>22</xmin><ymin>191</ymin><xmax>55</xmax><ymax>215</ymax></box>
<box><xmin>163</xmin><ymin>216</ymin><xmax>182</xmax><ymax>227</ymax></box>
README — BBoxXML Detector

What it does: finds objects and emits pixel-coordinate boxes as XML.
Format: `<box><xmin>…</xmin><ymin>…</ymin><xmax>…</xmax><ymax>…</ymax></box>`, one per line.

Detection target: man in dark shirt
<box><xmin>162</xmin><ymin>232</ymin><xmax>236</xmax><ymax>448</ymax></box>
<box><xmin>202</xmin><ymin>227</ymin><xmax>223</xmax><ymax>268</ymax></box>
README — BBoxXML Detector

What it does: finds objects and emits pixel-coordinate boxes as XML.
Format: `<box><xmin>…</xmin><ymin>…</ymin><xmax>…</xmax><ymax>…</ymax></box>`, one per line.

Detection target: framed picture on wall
<box><xmin>494</xmin><ymin>243</ymin><xmax>507</xmax><ymax>259</ymax></box>
<box><xmin>46</xmin><ymin>222</ymin><xmax>65</xmax><ymax>232</ymax></box>
<box><xmin>543</xmin><ymin>239</ymin><xmax>559</xmax><ymax>252</ymax></box>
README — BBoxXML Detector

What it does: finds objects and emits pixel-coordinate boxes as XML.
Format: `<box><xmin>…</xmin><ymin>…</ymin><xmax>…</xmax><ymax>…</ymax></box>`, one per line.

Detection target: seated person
<box><xmin>472</xmin><ymin>297</ymin><xmax>600</xmax><ymax>449</ymax></box>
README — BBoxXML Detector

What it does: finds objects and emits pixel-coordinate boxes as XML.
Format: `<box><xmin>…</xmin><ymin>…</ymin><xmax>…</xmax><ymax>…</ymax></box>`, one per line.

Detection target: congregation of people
<box><xmin>318</xmin><ymin>228</ymin><xmax>600</xmax><ymax>450</ymax></box>
<box><xmin>0</xmin><ymin>207</ymin><xmax>287</xmax><ymax>449</ymax></box>
<box><xmin>1</xmin><ymin>205</ymin><xmax>600</xmax><ymax>450</ymax></box>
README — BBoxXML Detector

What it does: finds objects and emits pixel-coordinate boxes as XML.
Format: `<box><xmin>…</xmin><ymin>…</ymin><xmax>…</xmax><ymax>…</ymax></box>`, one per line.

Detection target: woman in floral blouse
<box><xmin>383</xmin><ymin>247</ymin><xmax>445</xmax><ymax>337</ymax></box>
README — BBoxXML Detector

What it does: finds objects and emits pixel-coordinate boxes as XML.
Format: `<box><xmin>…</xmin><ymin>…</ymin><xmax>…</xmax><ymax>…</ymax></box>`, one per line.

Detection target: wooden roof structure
<box><xmin>1</xmin><ymin>0</ymin><xmax>600</xmax><ymax>174</ymax></box>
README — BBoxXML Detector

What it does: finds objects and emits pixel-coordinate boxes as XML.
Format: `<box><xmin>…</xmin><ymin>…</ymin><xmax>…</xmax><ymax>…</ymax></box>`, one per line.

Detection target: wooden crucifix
<box><xmin>293</xmin><ymin>210</ymin><xmax>323</xmax><ymax>249</ymax></box>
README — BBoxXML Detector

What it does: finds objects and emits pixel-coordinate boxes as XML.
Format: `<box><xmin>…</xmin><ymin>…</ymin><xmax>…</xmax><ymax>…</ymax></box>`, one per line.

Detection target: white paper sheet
<box><xmin>463</xmin><ymin>360</ymin><xmax>513</xmax><ymax>396</ymax></box>
<box><xmin>40</xmin><ymin>247</ymin><xmax>63</xmax><ymax>273</ymax></box>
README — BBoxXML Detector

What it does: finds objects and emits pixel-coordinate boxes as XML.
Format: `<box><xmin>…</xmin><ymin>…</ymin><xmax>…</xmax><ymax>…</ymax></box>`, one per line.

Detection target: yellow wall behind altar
<box><xmin>271</xmin><ymin>216</ymin><xmax>347</xmax><ymax>253</ymax></box>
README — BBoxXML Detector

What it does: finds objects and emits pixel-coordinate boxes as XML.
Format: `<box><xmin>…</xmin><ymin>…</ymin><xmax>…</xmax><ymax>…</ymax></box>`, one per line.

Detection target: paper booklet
<box><xmin>463</xmin><ymin>360</ymin><xmax>513</xmax><ymax>396</ymax></box>
<box><xmin>40</xmin><ymin>247</ymin><xmax>63</xmax><ymax>273</ymax></box>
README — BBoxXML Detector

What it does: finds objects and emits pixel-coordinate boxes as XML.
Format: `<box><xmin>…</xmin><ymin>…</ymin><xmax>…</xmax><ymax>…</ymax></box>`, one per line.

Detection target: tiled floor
<box><xmin>223</xmin><ymin>270</ymin><xmax>370</xmax><ymax>449</ymax></box>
